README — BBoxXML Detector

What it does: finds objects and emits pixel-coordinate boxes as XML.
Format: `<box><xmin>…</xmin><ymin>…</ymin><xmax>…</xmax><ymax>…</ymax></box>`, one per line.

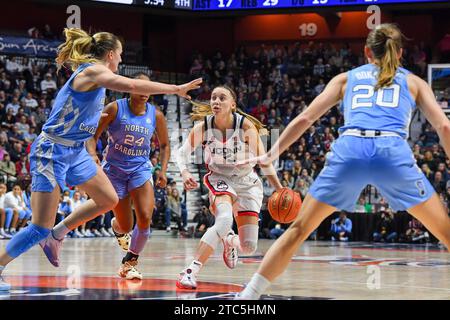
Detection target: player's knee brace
<box><xmin>238</xmin><ymin>224</ymin><xmax>259</xmax><ymax>254</ymax></box>
<box><xmin>201</xmin><ymin>226</ymin><xmax>220</xmax><ymax>250</ymax></box>
<box><xmin>213</xmin><ymin>202</ymin><xmax>233</xmax><ymax>239</ymax></box>
<box><xmin>6</xmin><ymin>223</ymin><xmax>51</xmax><ymax>258</ymax></box>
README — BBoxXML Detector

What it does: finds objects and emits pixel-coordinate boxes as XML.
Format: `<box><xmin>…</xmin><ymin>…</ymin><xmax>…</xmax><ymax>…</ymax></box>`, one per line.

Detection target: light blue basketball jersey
<box><xmin>105</xmin><ymin>98</ymin><xmax>156</xmax><ymax>173</ymax></box>
<box><xmin>42</xmin><ymin>63</ymin><xmax>106</xmax><ymax>142</ymax></box>
<box><xmin>339</xmin><ymin>64</ymin><xmax>416</xmax><ymax>138</ymax></box>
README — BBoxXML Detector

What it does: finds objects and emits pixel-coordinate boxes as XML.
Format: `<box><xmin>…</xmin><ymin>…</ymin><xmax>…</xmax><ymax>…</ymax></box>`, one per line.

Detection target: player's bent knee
<box><xmin>137</xmin><ymin>215</ymin><xmax>152</xmax><ymax>229</ymax></box>
<box><xmin>214</xmin><ymin>214</ymin><xmax>233</xmax><ymax>239</ymax></box>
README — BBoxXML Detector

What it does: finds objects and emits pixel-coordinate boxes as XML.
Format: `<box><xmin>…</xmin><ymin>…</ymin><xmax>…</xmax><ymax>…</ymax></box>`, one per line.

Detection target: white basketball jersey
<box><xmin>203</xmin><ymin>113</ymin><xmax>255</xmax><ymax>177</ymax></box>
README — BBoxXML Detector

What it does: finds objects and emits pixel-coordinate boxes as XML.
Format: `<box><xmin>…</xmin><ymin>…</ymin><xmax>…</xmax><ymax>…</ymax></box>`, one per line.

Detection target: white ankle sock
<box><xmin>239</xmin><ymin>273</ymin><xmax>271</xmax><ymax>299</ymax></box>
<box><xmin>53</xmin><ymin>222</ymin><xmax>70</xmax><ymax>240</ymax></box>
<box><xmin>188</xmin><ymin>260</ymin><xmax>203</xmax><ymax>274</ymax></box>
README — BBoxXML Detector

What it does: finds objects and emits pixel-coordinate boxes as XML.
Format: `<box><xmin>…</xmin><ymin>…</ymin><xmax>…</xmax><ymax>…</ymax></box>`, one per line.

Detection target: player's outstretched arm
<box><xmin>175</xmin><ymin>121</ymin><xmax>204</xmax><ymax>191</ymax></box>
<box><xmin>86</xmin><ymin>101</ymin><xmax>118</xmax><ymax>164</ymax></box>
<box><xmin>412</xmin><ymin>74</ymin><xmax>450</xmax><ymax>159</ymax></box>
<box><xmin>85</xmin><ymin>64</ymin><xmax>202</xmax><ymax>98</ymax></box>
<box><xmin>263</xmin><ymin>72</ymin><xmax>347</xmax><ymax>165</ymax></box>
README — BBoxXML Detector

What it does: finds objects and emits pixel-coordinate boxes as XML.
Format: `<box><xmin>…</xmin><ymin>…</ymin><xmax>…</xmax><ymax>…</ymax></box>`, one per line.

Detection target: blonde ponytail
<box><xmin>56</xmin><ymin>28</ymin><xmax>122</xmax><ymax>72</ymax></box>
<box><xmin>56</xmin><ymin>28</ymin><xmax>97</xmax><ymax>71</ymax></box>
<box><xmin>366</xmin><ymin>23</ymin><xmax>404</xmax><ymax>91</ymax></box>
<box><xmin>375</xmin><ymin>37</ymin><xmax>401</xmax><ymax>90</ymax></box>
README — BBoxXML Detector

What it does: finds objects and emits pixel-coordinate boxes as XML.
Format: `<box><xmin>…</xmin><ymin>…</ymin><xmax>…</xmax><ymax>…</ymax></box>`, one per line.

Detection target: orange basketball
<box><xmin>268</xmin><ymin>188</ymin><xmax>302</xmax><ymax>224</ymax></box>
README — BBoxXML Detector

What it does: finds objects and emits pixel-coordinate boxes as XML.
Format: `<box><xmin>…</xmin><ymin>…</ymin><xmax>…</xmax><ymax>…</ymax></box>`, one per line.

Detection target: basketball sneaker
<box><xmin>0</xmin><ymin>275</ymin><xmax>10</xmax><ymax>291</ymax></box>
<box><xmin>118</xmin><ymin>260</ymin><xmax>143</xmax><ymax>280</ymax></box>
<box><xmin>222</xmin><ymin>230</ymin><xmax>238</xmax><ymax>269</ymax></box>
<box><xmin>111</xmin><ymin>218</ymin><xmax>130</xmax><ymax>251</ymax></box>
<box><xmin>176</xmin><ymin>268</ymin><xmax>197</xmax><ymax>290</ymax></box>
<box><xmin>39</xmin><ymin>232</ymin><xmax>63</xmax><ymax>267</ymax></box>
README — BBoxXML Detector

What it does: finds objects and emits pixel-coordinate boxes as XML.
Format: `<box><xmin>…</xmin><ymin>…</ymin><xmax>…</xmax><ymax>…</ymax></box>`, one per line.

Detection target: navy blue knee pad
<box><xmin>6</xmin><ymin>223</ymin><xmax>51</xmax><ymax>258</ymax></box>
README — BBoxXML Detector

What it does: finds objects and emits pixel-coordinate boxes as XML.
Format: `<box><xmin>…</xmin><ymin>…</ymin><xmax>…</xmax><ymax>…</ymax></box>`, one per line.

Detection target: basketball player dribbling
<box><xmin>175</xmin><ymin>86</ymin><xmax>283</xmax><ymax>289</ymax></box>
<box><xmin>237</xmin><ymin>24</ymin><xmax>450</xmax><ymax>299</ymax></box>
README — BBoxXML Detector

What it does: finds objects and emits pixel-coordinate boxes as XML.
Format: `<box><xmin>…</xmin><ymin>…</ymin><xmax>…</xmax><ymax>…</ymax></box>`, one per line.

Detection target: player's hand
<box><xmin>156</xmin><ymin>171</ymin><xmax>168</xmax><ymax>188</ymax></box>
<box><xmin>175</xmin><ymin>78</ymin><xmax>203</xmax><ymax>100</ymax></box>
<box><xmin>182</xmin><ymin>170</ymin><xmax>199</xmax><ymax>191</ymax></box>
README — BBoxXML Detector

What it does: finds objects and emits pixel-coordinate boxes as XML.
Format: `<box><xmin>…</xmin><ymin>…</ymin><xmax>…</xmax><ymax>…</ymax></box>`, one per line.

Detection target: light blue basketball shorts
<box><xmin>309</xmin><ymin>135</ymin><xmax>434</xmax><ymax>212</ymax></box>
<box><xmin>102</xmin><ymin>161</ymin><xmax>153</xmax><ymax>199</ymax></box>
<box><xmin>30</xmin><ymin>134</ymin><xmax>98</xmax><ymax>192</ymax></box>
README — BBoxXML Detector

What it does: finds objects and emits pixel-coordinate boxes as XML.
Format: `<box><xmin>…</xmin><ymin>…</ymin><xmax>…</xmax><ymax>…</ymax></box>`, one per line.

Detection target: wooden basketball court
<box><xmin>0</xmin><ymin>231</ymin><xmax>448</xmax><ymax>300</ymax></box>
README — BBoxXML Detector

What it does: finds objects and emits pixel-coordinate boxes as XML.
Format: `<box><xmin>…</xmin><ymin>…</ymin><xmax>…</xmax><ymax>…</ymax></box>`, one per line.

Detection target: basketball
<box><xmin>268</xmin><ymin>188</ymin><xmax>302</xmax><ymax>224</ymax></box>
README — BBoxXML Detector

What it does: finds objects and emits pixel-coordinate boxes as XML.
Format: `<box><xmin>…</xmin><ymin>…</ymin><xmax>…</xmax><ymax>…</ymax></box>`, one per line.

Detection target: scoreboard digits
<box><xmin>192</xmin><ymin>0</ymin><xmax>447</xmax><ymax>10</ymax></box>
<box><xmin>91</xmin><ymin>0</ymin><xmax>448</xmax><ymax>10</ymax></box>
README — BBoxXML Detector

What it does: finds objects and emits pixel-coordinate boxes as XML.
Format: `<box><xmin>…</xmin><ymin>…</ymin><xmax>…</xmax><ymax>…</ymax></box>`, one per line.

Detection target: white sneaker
<box><xmin>74</xmin><ymin>230</ymin><xmax>84</xmax><ymax>238</ymax></box>
<box><xmin>0</xmin><ymin>275</ymin><xmax>11</xmax><ymax>291</ymax></box>
<box><xmin>84</xmin><ymin>230</ymin><xmax>95</xmax><ymax>238</ymax></box>
<box><xmin>222</xmin><ymin>230</ymin><xmax>238</xmax><ymax>269</ymax></box>
<box><xmin>93</xmin><ymin>229</ymin><xmax>103</xmax><ymax>237</ymax></box>
<box><xmin>176</xmin><ymin>268</ymin><xmax>197</xmax><ymax>289</ymax></box>
<box><xmin>100</xmin><ymin>227</ymin><xmax>110</xmax><ymax>237</ymax></box>
<box><xmin>107</xmin><ymin>228</ymin><xmax>115</xmax><ymax>237</ymax></box>
<box><xmin>118</xmin><ymin>260</ymin><xmax>143</xmax><ymax>280</ymax></box>
<box><xmin>0</xmin><ymin>230</ymin><xmax>11</xmax><ymax>239</ymax></box>
<box><xmin>166</xmin><ymin>226</ymin><xmax>171</xmax><ymax>232</ymax></box>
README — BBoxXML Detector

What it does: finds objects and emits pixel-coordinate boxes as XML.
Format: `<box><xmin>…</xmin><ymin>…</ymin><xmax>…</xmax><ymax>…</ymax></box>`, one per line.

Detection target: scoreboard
<box><xmin>91</xmin><ymin>0</ymin><xmax>449</xmax><ymax>10</ymax></box>
<box><xmin>192</xmin><ymin>0</ymin><xmax>448</xmax><ymax>11</ymax></box>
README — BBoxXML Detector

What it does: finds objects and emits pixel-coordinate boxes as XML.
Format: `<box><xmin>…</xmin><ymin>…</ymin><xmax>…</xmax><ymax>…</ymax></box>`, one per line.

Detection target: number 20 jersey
<box><xmin>339</xmin><ymin>63</ymin><xmax>416</xmax><ymax>139</ymax></box>
<box><xmin>105</xmin><ymin>98</ymin><xmax>156</xmax><ymax>173</ymax></box>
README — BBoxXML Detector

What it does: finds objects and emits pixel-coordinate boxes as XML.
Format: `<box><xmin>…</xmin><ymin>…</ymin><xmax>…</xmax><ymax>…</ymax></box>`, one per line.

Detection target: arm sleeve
<box><xmin>174</xmin><ymin>139</ymin><xmax>193</xmax><ymax>173</ymax></box>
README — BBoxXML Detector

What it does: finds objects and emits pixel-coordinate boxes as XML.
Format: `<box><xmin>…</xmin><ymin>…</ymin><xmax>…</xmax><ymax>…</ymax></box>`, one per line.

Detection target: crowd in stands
<box><xmin>188</xmin><ymin>41</ymin><xmax>450</xmax><ymax>243</ymax></box>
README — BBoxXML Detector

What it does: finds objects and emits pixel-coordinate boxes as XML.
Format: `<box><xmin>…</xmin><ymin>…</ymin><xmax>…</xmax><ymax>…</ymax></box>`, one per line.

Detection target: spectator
<box><xmin>42</xmin><ymin>24</ymin><xmax>55</xmax><ymax>40</ymax></box>
<box><xmin>405</xmin><ymin>218</ymin><xmax>430</xmax><ymax>243</ymax></box>
<box><xmin>293</xmin><ymin>179</ymin><xmax>308</xmax><ymax>200</ymax></box>
<box><xmin>166</xmin><ymin>188</ymin><xmax>184</xmax><ymax>232</ymax></box>
<box><xmin>354</xmin><ymin>196</ymin><xmax>367</xmax><ymax>213</ymax></box>
<box><xmin>0</xmin><ymin>153</ymin><xmax>17</xmax><ymax>185</ymax></box>
<box><xmin>21</xmin><ymin>92</ymin><xmax>38</xmax><ymax>111</ymax></box>
<box><xmin>40</xmin><ymin>73</ymin><xmax>57</xmax><ymax>94</ymax></box>
<box><xmin>0</xmin><ymin>183</ymin><xmax>17</xmax><ymax>239</ymax></box>
<box><xmin>4</xmin><ymin>184</ymin><xmax>31</xmax><ymax>233</ymax></box>
<box><xmin>6</xmin><ymin>97</ymin><xmax>20</xmax><ymax>116</ymax></box>
<box><xmin>56</xmin><ymin>190</ymin><xmax>73</xmax><ymax>232</ymax></box>
<box><xmin>23</xmin><ymin>126</ymin><xmax>37</xmax><ymax>144</ymax></box>
<box><xmin>193</xmin><ymin>205</ymin><xmax>214</xmax><ymax>238</ymax></box>
<box><xmin>330</xmin><ymin>212</ymin><xmax>352</xmax><ymax>241</ymax></box>
<box><xmin>432</xmin><ymin>171</ymin><xmax>446</xmax><ymax>194</ymax></box>
<box><xmin>268</xmin><ymin>220</ymin><xmax>286</xmax><ymax>239</ymax></box>
<box><xmin>281</xmin><ymin>171</ymin><xmax>294</xmax><ymax>189</ymax></box>
<box><xmin>15</xmin><ymin>115</ymin><xmax>30</xmax><ymax>137</ymax></box>
<box><xmin>373</xmin><ymin>211</ymin><xmax>397</xmax><ymax>242</ymax></box>
<box><xmin>15</xmin><ymin>154</ymin><xmax>30</xmax><ymax>178</ymax></box>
